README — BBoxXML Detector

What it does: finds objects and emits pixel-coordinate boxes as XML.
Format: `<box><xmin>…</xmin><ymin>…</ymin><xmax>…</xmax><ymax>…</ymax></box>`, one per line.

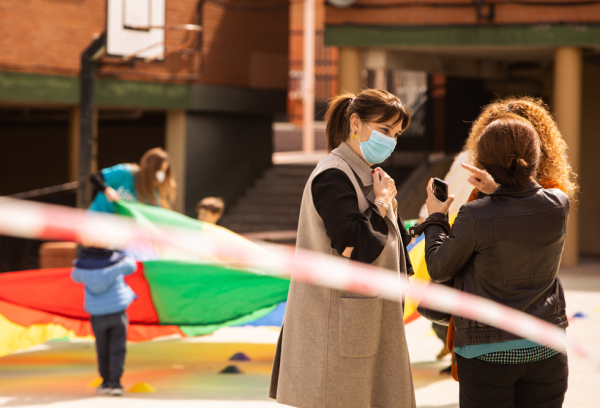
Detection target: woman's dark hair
<box><xmin>196</xmin><ymin>196</ymin><xmax>225</xmax><ymax>215</ymax></box>
<box><xmin>477</xmin><ymin>114</ymin><xmax>541</xmax><ymax>187</ymax></box>
<box><xmin>324</xmin><ymin>89</ymin><xmax>411</xmax><ymax>152</ymax></box>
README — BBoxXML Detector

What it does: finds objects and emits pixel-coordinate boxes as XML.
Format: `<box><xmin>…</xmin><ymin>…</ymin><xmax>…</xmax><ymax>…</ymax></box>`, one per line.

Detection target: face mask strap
<box><xmin>355</xmin><ymin>121</ymin><xmax>374</xmax><ymax>143</ymax></box>
<box><xmin>156</xmin><ymin>170</ymin><xmax>166</xmax><ymax>183</ymax></box>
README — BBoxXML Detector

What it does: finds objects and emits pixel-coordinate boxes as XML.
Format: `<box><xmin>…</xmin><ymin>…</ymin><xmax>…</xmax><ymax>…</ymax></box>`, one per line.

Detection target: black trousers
<box><xmin>90</xmin><ymin>311</ymin><xmax>128</xmax><ymax>387</ymax></box>
<box><xmin>457</xmin><ymin>352</ymin><xmax>568</xmax><ymax>408</ymax></box>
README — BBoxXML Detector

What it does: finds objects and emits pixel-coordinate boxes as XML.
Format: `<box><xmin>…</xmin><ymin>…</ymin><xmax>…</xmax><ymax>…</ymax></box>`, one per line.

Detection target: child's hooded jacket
<box><xmin>71</xmin><ymin>247</ymin><xmax>137</xmax><ymax>316</ymax></box>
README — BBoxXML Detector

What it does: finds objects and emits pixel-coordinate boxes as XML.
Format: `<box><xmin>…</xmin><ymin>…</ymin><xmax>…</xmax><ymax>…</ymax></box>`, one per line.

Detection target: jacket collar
<box><xmin>331</xmin><ymin>142</ymin><xmax>373</xmax><ymax>187</ymax></box>
<box><xmin>74</xmin><ymin>247</ymin><xmax>125</xmax><ymax>269</ymax></box>
<box><xmin>489</xmin><ymin>180</ymin><xmax>542</xmax><ymax>196</ymax></box>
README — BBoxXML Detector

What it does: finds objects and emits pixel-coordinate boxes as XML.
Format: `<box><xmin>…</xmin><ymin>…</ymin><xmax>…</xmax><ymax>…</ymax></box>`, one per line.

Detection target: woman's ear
<box><xmin>349</xmin><ymin>113</ymin><xmax>361</xmax><ymax>135</ymax></box>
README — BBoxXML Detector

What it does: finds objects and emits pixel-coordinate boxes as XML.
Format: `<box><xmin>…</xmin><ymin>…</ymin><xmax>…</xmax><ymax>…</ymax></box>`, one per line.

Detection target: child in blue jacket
<box><xmin>71</xmin><ymin>247</ymin><xmax>137</xmax><ymax>396</ymax></box>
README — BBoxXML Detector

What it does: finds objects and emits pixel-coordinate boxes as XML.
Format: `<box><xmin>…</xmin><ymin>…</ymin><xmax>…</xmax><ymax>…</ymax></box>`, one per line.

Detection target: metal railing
<box><xmin>1</xmin><ymin>183</ymin><xmax>78</xmax><ymax>272</ymax></box>
<box><xmin>402</xmin><ymin>92</ymin><xmax>427</xmax><ymax>139</ymax></box>
<box><xmin>8</xmin><ymin>181</ymin><xmax>79</xmax><ymax>200</ymax></box>
<box><xmin>288</xmin><ymin>30</ymin><xmax>338</xmax><ymax>124</ymax></box>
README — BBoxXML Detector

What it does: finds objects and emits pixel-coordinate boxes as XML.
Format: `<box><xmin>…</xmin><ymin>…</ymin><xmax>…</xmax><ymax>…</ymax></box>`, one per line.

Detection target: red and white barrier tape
<box><xmin>0</xmin><ymin>197</ymin><xmax>598</xmax><ymax>367</ymax></box>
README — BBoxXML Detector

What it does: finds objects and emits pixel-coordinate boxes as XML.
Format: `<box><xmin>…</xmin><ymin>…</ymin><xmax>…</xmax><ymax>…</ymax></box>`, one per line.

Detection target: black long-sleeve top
<box><xmin>89</xmin><ymin>172</ymin><xmax>107</xmax><ymax>193</ymax></box>
<box><xmin>311</xmin><ymin>169</ymin><xmax>414</xmax><ymax>275</ymax></box>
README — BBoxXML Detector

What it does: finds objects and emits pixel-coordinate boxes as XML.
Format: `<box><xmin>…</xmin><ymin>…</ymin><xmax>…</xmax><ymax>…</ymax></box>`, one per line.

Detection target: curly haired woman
<box><xmin>441</xmin><ymin>97</ymin><xmax>579</xmax><ymax>400</ymax></box>
<box><xmin>425</xmin><ymin>113</ymin><xmax>571</xmax><ymax>408</ymax></box>
<box><xmin>463</xmin><ymin>97</ymin><xmax>578</xmax><ymax>201</ymax></box>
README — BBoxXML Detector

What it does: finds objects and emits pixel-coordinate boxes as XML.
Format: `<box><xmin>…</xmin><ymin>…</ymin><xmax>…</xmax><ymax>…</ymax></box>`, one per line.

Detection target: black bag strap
<box><xmin>408</xmin><ymin>217</ymin><xmax>450</xmax><ymax>238</ymax></box>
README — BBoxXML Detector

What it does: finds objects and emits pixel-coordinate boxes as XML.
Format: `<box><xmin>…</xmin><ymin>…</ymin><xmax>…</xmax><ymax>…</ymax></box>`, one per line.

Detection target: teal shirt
<box><xmin>89</xmin><ymin>164</ymin><xmax>139</xmax><ymax>214</ymax></box>
<box><xmin>455</xmin><ymin>339</ymin><xmax>541</xmax><ymax>359</ymax></box>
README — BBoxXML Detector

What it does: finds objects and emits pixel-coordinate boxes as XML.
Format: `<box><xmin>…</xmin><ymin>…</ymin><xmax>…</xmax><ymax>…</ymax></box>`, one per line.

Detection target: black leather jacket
<box><xmin>424</xmin><ymin>181</ymin><xmax>569</xmax><ymax>347</ymax></box>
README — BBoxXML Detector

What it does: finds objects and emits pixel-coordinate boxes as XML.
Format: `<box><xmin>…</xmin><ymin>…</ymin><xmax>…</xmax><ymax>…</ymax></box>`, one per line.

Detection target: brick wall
<box><xmin>0</xmin><ymin>0</ymin><xmax>289</xmax><ymax>90</ymax></box>
<box><xmin>326</xmin><ymin>0</ymin><xmax>600</xmax><ymax>26</ymax></box>
<box><xmin>201</xmin><ymin>1</ymin><xmax>289</xmax><ymax>89</ymax></box>
<box><xmin>0</xmin><ymin>0</ymin><xmax>106</xmax><ymax>76</ymax></box>
<box><xmin>39</xmin><ymin>242</ymin><xmax>77</xmax><ymax>269</ymax></box>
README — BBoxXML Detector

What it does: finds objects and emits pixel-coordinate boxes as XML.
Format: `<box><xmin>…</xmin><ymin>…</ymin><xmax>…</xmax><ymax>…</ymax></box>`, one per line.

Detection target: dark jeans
<box><xmin>90</xmin><ymin>311</ymin><xmax>128</xmax><ymax>387</ymax></box>
<box><xmin>457</xmin><ymin>352</ymin><xmax>568</xmax><ymax>408</ymax></box>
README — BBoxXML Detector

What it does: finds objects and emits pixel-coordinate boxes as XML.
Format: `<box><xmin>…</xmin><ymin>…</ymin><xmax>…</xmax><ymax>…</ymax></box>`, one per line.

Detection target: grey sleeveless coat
<box><xmin>269</xmin><ymin>142</ymin><xmax>416</xmax><ymax>408</ymax></box>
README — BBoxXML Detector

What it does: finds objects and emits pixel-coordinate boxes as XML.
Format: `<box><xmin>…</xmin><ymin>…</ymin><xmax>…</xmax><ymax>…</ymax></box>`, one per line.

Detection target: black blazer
<box><xmin>423</xmin><ymin>181</ymin><xmax>569</xmax><ymax>347</ymax></box>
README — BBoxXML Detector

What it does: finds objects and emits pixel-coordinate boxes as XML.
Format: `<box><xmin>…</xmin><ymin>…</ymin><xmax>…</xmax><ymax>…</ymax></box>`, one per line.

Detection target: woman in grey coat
<box><xmin>269</xmin><ymin>89</ymin><xmax>417</xmax><ymax>408</ymax></box>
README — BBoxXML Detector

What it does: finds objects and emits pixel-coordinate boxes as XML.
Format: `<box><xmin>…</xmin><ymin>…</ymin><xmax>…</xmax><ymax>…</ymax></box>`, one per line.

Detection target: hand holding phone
<box><xmin>425</xmin><ymin>178</ymin><xmax>454</xmax><ymax>221</ymax></box>
<box><xmin>432</xmin><ymin>178</ymin><xmax>449</xmax><ymax>202</ymax></box>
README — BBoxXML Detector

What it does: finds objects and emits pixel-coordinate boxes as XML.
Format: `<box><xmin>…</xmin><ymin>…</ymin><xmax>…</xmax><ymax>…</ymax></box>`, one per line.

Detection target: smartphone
<box><xmin>432</xmin><ymin>178</ymin><xmax>449</xmax><ymax>202</ymax></box>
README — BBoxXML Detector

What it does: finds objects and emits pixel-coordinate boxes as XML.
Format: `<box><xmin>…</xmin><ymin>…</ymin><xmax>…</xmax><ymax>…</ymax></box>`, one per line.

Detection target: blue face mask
<box><xmin>358</xmin><ymin>123</ymin><xmax>397</xmax><ymax>164</ymax></box>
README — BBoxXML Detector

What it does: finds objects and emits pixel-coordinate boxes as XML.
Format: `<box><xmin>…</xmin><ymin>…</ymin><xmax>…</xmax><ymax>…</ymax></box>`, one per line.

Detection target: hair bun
<box><xmin>508</xmin><ymin>155</ymin><xmax>528</xmax><ymax>171</ymax></box>
<box><xmin>506</xmin><ymin>155</ymin><xmax>532</xmax><ymax>185</ymax></box>
<box><xmin>486</xmin><ymin>163</ymin><xmax>532</xmax><ymax>187</ymax></box>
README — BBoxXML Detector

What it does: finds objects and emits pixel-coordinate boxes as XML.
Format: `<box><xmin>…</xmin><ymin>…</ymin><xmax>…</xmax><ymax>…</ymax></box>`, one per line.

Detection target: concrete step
<box><xmin>221</xmin><ymin>212</ymin><xmax>299</xmax><ymax>224</ymax></box>
<box><xmin>244</xmin><ymin>184</ymin><xmax>306</xmax><ymax>197</ymax></box>
<box><xmin>261</xmin><ymin>172</ymin><xmax>313</xmax><ymax>182</ymax></box>
<box><xmin>263</xmin><ymin>165</ymin><xmax>315</xmax><ymax>177</ymax></box>
<box><xmin>254</xmin><ymin>178</ymin><xmax>307</xmax><ymax>189</ymax></box>
<box><xmin>226</xmin><ymin>204</ymin><xmax>301</xmax><ymax>216</ymax></box>
<box><xmin>221</xmin><ymin>222</ymin><xmax>299</xmax><ymax>233</ymax></box>
<box><xmin>236</xmin><ymin>194</ymin><xmax>305</xmax><ymax>207</ymax></box>
<box><xmin>222</xmin><ymin>162</ymin><xmax>420</xmax><ymax>236</ymax></box>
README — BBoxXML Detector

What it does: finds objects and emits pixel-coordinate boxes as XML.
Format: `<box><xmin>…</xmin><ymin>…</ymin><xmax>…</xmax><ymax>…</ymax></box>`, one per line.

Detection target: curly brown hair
<box><xmin>465</xmin><ymin>97</ymin><xmax>578</xmax><ymax>202</ymax></box>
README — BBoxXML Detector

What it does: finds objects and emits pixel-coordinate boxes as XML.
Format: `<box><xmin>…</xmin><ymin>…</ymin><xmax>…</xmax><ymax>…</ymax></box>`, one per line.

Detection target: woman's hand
<box><xmin>104</xmin><ymin>187</ymin><xmax>121</xmax><ymax>203</ymax></box>
<box><xmin>342</xmin><ymin>247</ymin><xmax>354</xmax><ymax>258</ymax></box>
<box><xmin>461</xmin><ymin>163</ymin><xmax>498</xmax><ymax>195</ymax></box>
<box><xmin>373</xmin><ymin>168</ymin><xmax>396</xmax><ymax>216</ymax></box>
<box><xmin>426</xmin><ymin>178</ymin><xmax>454</xmax><ymax>216</ymax></box>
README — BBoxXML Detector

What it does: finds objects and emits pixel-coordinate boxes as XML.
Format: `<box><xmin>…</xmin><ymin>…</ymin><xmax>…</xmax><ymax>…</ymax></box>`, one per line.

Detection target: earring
<box><xmin>352</xmin><ymin>130</ymin><xmax>358</xmax><ymax>139</ymax></box>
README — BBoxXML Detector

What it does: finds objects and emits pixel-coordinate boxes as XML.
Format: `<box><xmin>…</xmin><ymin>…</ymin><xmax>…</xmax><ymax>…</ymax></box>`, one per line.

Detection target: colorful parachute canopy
<box><xmin>0</xmin><ymin>200</ymin><xmax>431</xmax><ymax>357</ymax></box>
<box><xmin>402</xmin><ymin>214</ymin><xmax>460</xmax><ymax>324</ymax></box>
<box><xmin>0</xmin><ymin>202</ymin><xmax>289</xmax><ymax>357</ymax></box>
<box><xmin>113</xmin><ymin>201</ymin><xmax>270</xmax><ymax>262</ymax></box>
<box><xmin>0</xmin><ymin>260</ymin><xmax>290</xmax><ymax>355</ymax></box>
<box><xmin>403</xmin><ymin>234</ymin><xmax>428</xmax><ymax>324</ymax></box>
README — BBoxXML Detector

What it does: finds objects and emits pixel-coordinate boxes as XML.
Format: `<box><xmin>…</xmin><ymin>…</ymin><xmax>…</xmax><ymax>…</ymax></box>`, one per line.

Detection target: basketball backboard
<box><xmin>106</xmin><ymin>0</ymin><xmax>165</xmax><ymax>60</ymax></box>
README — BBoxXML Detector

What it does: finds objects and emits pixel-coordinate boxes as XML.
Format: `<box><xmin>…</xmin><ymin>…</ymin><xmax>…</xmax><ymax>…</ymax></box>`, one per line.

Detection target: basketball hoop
<box><xmin>124</xmin><ymin>24</ymin><xmax>202</xmax><ymax>32</ymax></box>
<box><xmin>107</xmin><ymin>0</ymin><xmax>202</xmax><ymax>63</ymax></box>
<box><xmin>107</xmin><ymin>0</ymin><xmax>166</xmax><ymax>60</ymax></box>
<box><xmin>120</xmin><ymin>24</ymin><xmax>202</xmax><ymax>62</ymax></box>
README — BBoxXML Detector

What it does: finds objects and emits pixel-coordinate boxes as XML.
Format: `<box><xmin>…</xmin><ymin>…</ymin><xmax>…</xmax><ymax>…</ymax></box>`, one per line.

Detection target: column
<box><xmin>165</xmin><ymin>110</ymin><xmax>187</xmax><ymax>214</ymax></box>
<box><xmin>338</xmin><ymin>47</ymin><xmax>362</xmax><ymax>95</ymax></box>
<box><xmin>69</xmin><ymin>107</ymin><xmax>80</xmax><ymax>182</ymax></box>
<box><xmin>91</xmin><ymin>107</ymin><xmax>98</xmax><ymax>174</ymax></box>
<box><xmin>302</xmin><ymin>0</ymin><xmax>315</xmax><ymax>152</ymax></box>
<box><xmin>553</xmin><ymin>47</ymin><xmax>582</xmax><ymax>266</ymax></box>
<box><xmin>430</xmin><ymin>74</ymin><xmax>447</xmax><ymax>152</ymax></box>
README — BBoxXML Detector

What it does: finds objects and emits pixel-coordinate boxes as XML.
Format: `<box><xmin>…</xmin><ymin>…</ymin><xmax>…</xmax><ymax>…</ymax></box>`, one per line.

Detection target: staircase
<box><xmin>220</xmin><ymin>165</ymin><xmax>315</xmax><ymax>236</ymax></box>
<box><xmin>221</xmin><ymin>162</ymin><xmax>423</xmax><ymax>244</ymax></box>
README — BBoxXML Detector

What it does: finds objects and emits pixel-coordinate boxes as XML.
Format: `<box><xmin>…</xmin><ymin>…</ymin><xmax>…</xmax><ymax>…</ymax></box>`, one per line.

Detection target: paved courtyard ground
<box><xmin>0</xmin><ymin>261</ymin><xmax>598</xmax><ymax>408</ymax></box>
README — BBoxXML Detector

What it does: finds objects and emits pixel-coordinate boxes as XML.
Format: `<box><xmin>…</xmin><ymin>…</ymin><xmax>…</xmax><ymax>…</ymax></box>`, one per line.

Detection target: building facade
<box><xmin>322</xmin><ymin>0</ymin><xmax>600</xmax><ymax>264</ymax></box>
<box><xmin>0</xmin><ymin>0</ymin><xmax>289</xmax><ymax>216</ymax></box>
